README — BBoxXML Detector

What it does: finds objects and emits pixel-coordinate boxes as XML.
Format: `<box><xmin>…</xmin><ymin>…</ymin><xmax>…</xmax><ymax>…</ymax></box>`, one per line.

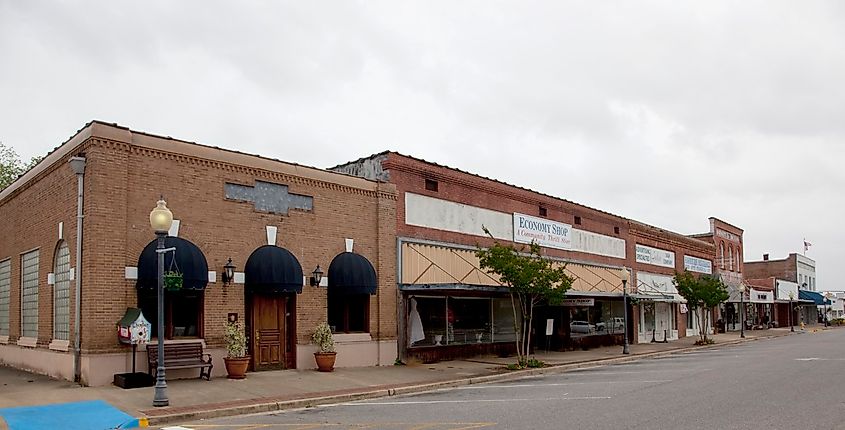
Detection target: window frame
<box><xmin>0</xmin><ymin>258</ymin><xmax>11</xmax><ymax>337</ymax></box>
<box><xmin>20</xmin><ymin>249</ymin><xmax>40</xmax><ymax>339</ymax></box>
<box><xmin>328</xmin><ymin>293</ymin><xmax>370</xmax><ymax>334</ymax></box>
<box><xmin>53</xmin><ymin>242</ymin><xmax>71</xmax><ymax>341</ymax></box>
<box><xmin>137</xmin><ymin>289</ymin><xmax>205</xmax><ymax>340</ymax></box>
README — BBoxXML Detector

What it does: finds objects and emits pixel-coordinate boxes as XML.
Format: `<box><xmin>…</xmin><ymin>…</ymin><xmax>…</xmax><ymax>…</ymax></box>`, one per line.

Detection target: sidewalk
<box><xmin>0</xmin><ymin>328</ymin><xmax>796</xmax><ymax>428</ymax></box>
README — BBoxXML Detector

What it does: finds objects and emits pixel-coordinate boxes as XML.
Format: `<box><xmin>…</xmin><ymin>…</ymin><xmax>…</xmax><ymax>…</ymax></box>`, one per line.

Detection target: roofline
<box><xmin>339</xmin><ymin>151</ymin><xmax>717</xmax><ymax>249</ymax></box>
<box><xmin>0</xmin><ymin>120</ymin><xmax>96</xmax><ymax>202</ymax></box>
<box><xmin>377</xmin><ymin>151</ymin><xmax>631</xmax><ymax>221</ymax></box>
<box><xmin>709</xmin><ymin>217</ymin><xmax>744</xmax><ymax>233</ymax></box>
<box><xmin>327</xmin><ymin>150</ymin><xmax>391</xmax><ymax>170</ymax></box>
<box><xmin>1</xmin><ymin>121</ymin><xmax>388</xmax><ymax>204</ymax></box>
<box><xmin>628</xmin><ymin>220</ymin><xmax>714</xmax><ymax>250</ymax></box>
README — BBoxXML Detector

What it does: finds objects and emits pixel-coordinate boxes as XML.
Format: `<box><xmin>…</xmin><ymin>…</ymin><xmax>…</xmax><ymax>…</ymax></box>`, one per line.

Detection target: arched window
<box><xmin>736</xmin><ymin>246</ymin><xmax>741</xmax><ymax>273</ymax></box>
<box><xmin>328</xmin><ymin>252</ymin><xmax>377</xmax><ymax>333</ymax></box>
<box><xmin>53</xmin><ymin>241</ymin><xmax>71</xmax><ymax>341</ymax></box>
<box><xmin>136</xmin><ymin>237</ymin><xmax>208</xmax><ymax>339</ymax></box>
<box><xmin>719</xmin><ymin>243</ymin><xmax>725</xmax><ymax>269</ymax></box>
<box><xmin>728</xmin><ymin>245</ymin><xmax>734</xmax><ymax>271</ymax></box>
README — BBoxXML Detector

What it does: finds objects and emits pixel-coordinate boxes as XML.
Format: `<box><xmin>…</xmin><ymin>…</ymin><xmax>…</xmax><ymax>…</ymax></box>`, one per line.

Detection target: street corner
<box><xmin>0</xmin><ymin>399</ymin><xmax>141</xmax><ymax>430</ymax></box>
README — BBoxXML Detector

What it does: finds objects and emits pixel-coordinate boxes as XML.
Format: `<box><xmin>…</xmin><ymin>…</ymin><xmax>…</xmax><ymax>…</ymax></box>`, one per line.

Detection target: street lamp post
<box><xmin>788</xmin><ymin>291</ymin><xmax>795</xmax><ymax>332</ymax></box>
<box><xmin>739</xmin><ymin>283</ymin><xmax>746</xmax><ymax>338</ymax></box>
<box><xmin>621</xmin><ymin>266</ymin><xmax>630</xmax><ymax>355</ymax></box>
<box><xmin>150</xmin><ymin>199</ymin><xmax>173</xmax><ymax>407</ymax></box>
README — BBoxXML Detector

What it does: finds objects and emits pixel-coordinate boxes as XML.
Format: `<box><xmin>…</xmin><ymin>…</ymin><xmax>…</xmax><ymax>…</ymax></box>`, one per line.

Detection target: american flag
<box><xmin>804</xmin><ymin>240</ymin><xmax>812</xmax><ymax>252</ymax></box>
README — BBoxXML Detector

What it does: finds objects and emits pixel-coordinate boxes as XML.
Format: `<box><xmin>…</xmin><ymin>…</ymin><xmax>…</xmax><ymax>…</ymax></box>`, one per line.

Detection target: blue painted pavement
<box><xmin>0</xmin><ymin>399</ymin><xmax>142</xmax><ymax>430</ymax></box>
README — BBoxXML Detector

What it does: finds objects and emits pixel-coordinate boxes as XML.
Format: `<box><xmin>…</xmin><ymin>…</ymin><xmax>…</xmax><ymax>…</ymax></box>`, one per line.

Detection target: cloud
<box><xmin>1</xmin><ymin>0</ymin><xmax>843</xmax><ymax>287</ymax></box>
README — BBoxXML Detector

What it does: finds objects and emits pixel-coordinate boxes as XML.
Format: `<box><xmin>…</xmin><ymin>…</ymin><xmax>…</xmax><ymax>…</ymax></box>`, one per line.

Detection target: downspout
<box><xmin>396</xmin><ymin>237</ymin><xmax>405</xmax><ymax>363</ymax></box>
<box><xmin>69</xmin><ymin>155</ymin><xmax>86</xmax><ymax>384</ymax></box>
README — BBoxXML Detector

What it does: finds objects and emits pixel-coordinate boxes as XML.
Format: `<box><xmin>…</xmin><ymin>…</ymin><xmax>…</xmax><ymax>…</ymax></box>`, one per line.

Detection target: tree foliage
<box><xmin>673</xmin><ymin>271</ymin><xmax>729</xmax><ymax>342</ymax></box>
<box><xmin>0</xmin><ymin>141</ymin><xmax>42</xmax><ymax>191</ymax></box>
<box><xmin>476</xmin><ymin>228</ymin><xmax>573</xmax><ymax>365</ymax></box>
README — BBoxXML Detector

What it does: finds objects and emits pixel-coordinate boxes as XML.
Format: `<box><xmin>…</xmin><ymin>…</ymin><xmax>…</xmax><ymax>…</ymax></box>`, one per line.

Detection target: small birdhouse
<box><xmin>117</xmin><ymin>308</ymin><xmax>151</xmax><ymax>345</ymax></box>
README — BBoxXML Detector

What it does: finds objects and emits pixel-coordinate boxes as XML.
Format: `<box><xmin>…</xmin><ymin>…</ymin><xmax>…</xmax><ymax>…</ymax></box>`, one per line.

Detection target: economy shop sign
<box><xmin>513</xmin><ymin>213</ymin><xmax>572</xmax><ymax>250</ymax></box>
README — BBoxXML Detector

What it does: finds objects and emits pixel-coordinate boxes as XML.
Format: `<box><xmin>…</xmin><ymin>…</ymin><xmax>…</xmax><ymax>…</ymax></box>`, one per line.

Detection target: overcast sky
<box><xmin>2</xmin><ymin>1</ymin><xmax>843</xmax><ymax>290</ymax></box>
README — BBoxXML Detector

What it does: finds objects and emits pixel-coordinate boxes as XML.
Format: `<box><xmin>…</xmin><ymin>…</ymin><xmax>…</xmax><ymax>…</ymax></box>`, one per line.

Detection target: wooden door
<box><xmin>251</xmin><ymin>295</ymin><xmax>286</xmax><ymax>370</ymax></box>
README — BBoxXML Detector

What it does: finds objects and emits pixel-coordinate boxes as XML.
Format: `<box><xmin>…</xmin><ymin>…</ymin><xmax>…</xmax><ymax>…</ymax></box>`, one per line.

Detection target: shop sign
<box><xmin>716</xmin><ymin>229</ymin><xmax>739</xmax><ymax>241</ymax></box>
<box><xmin>684</xmin><ymin>255</ymin><xmax>713</xmax><ymax>274</ymax></box>
<box><xmin>636</xmin><ymin>244</ymin><xmax>675</xmax><ymax>268</ymax></box>
<box><xmin>562</xmin><ymin>298</ymin><xmax>595</xmax><ymax>307</ymax></box>
<box><xmin>513</xmin><ymin>213</ymin><xmax>572</xmax><ymax>250</ymax></box>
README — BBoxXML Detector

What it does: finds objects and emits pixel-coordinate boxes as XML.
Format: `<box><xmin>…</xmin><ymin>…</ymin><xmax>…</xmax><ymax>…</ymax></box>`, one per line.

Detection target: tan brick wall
<box><xmin>1</xmin><ymin>125</ymin><xmax>397</xmax><ymax>365</ymax></box>
<box><xmin>0</xmin><ymin>146</ymin><xmax>84</xmax><ymax>349</ymax></box>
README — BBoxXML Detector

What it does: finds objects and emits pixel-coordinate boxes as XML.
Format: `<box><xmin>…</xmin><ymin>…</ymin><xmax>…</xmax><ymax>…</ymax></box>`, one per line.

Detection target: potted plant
<box><xmin>312</xmin><ymin>322</ymin><xmax>336</xmax><ymax>372</ymax></box>
<box><xmin>223</xmin><ymin>320</ymin><xmax>250</xmax><ymax>379</ymax></box>
<box><xmin>163</xmin><ymin>270</ymin><xmax>183</xmax><ymax>291</ymax></box>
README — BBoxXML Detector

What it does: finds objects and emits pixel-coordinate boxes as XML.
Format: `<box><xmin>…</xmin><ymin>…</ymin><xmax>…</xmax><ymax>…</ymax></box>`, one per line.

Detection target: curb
<box><xmin>140</xmin><ymin>333</ymin><xmax>787</xmax><ymax>427</ymax></box>
<box><xmin>116</xmin><ymin>417</ymin><xmax>149</xmax><ymax>429</ymax></box>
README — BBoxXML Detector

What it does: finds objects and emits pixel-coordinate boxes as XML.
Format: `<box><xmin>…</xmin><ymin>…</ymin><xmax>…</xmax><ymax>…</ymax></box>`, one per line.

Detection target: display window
<box><xmin>567</xmin><ymin>300</ymin><xmax>625</xmax><ymax>338</ymax></box>
<box><xmin>408</xmin><ymin>295</ymin><xmax>519</xmax><ymax>347</ymax></box>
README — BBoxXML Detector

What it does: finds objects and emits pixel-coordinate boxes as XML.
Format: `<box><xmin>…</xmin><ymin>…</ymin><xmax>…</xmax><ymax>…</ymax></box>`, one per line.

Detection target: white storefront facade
<box><xmin>634</xmin><ymin>245</ymin><xmax>682</xmax><ymax>343</ymax></box>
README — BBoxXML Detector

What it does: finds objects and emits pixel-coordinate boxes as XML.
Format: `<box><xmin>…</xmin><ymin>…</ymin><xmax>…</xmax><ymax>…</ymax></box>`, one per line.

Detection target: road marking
<box><xmin>568</xmin><ymin>370</ymin><xmax>708</xmax><ymax>374</ymax></box>
<box><xmin>344</xmin><ymin>396</ymin><xmax>611</xmax><ymax>406</ymax></box>
<box><xmin>459</xmin><ymin>380</ymin><xmax>671</xmax><ymax>389</ymax></box>
<box><xmin>179</xmin><ymin>424</ymin><xmax>496</xmax><ymax>430</ymax></box>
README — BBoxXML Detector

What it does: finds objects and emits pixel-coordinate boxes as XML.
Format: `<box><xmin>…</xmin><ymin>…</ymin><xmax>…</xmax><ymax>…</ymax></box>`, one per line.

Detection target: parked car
<box><xmin>569</xmin><ymin>320</ymin><xmax>595</xmax><ymax>333</ymax></box>
<box><xmin>596</xmin><ymin>317</ymin><xmax>625</xmax><ymax>332</ymax></box>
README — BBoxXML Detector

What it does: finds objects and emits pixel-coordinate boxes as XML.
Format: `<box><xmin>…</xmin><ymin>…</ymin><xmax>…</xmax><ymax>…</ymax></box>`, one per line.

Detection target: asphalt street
<box><xmin>170</xmin><ymin>329</ymin><xmax>845</xmax><ymax>430</ymax></box>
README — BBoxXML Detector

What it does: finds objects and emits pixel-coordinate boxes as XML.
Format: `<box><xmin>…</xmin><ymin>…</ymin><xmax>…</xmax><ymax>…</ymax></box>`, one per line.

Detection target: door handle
<box><xmin>255</xmin><ymin>331</ymin><xmax>260</xmax><ymax>341</ymax></box>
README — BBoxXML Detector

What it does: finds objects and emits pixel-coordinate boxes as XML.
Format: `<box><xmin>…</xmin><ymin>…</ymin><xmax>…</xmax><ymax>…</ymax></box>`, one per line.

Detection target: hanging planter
<box><xmin>163</xmin><ymin>271</ymin><xmax>183</xmax><ymax>291</ymax></box>
<box><xmin>163</xmin><ymin>253</ymin><xmax>183</xmax><ymax>291</ymax></box>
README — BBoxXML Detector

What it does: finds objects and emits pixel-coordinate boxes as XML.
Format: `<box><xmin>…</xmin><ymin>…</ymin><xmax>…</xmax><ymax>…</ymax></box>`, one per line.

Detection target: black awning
<box><xmin>328</xmin><ymin>252</ymin><xmax>377</xmax><ymax>296</ymax></box>
<box><xmin>245</xmin><ymin>245</ymin><xmax>303</xmax><ymax>294</ymax></box>
<box><xmin>136</xmin><ymin>236</ymin><xmax>208</xmax><ymax>290</ymax></box>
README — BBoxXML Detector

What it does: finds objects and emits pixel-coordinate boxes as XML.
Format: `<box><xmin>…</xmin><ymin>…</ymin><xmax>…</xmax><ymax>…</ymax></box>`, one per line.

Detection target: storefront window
<box><xmin>328</xmin><ymin>294</ymin><xmax>369</xmax><ymax>333</ymax></box>
<box><xmin>138</xmin><ymin>290</ymin><xmax>204</xmax><ymax>339</ymax></box>
<box><xmin>448</xmin><ymin>297</ymin><xmax>490</xmax><ymax>344</ymax></box>
<box><xmin>492</xmin><ymin>297</ymin><xmax>518</xmax><ymax>343</ymax></box>
<box><xmin>567</xmin><ymin>300</ymin><xmax>624</xmax><ymax>337</ymax></box>
<box><xmin>409</xmin><ymin>295</ymin><xmax>519</xmax><ymax>347</ymax></box>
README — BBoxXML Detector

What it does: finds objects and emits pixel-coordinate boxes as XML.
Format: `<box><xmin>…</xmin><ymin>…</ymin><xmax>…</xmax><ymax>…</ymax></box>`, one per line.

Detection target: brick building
<box><xmin>333</xmin><ymin>152</ymin><xmax>716</xmax><ymax>362</ymax></box>
<box><xmin>689</xmin><ymin>218</ymin><xmax>750</xmax><ymax>332</ymax></box>
<box><xmin>0</xmin><ymin>122</ymin><xmax>397</xmax><ymax>386</ymax></box>
<box><xmin>629</xmin><ymin>222</ymin><xmax>715</xmax><ymax>343</ymax></box>
<box><xmin>745</xmin><ymin>253</ymin><xmax>818</xmax><ymax>328</ymax></box>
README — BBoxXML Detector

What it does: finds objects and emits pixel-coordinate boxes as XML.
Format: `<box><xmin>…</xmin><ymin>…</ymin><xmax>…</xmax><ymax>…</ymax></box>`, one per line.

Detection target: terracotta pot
<box><xmin>224</xmin><ymin>356</ymin><xmax>251</xmax><ymax>379</ymax></box>
<box><xmin>314</xmin><ymin>352</ymin><xmax>337</xmax><ymax>372</ymax></box>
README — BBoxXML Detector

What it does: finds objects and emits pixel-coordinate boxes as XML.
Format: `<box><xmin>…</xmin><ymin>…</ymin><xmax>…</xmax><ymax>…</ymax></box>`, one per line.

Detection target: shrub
<box><xmin>311</xmin><ymin>322</ymin><xmax>335</xmax><ymax>353</ymax></box>
<box><xmin>224</xmin><ymin>320</ymin><xmax>247</xmax><ymax>358</ymax></box>
<box><xmin>525</xmin><ymin>357</ymin><xmax>545</xmax><ymax>368</ymax></box>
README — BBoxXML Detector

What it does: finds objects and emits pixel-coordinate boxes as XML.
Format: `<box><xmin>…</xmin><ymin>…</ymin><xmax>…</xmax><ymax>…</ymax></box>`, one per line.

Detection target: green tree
<box><xmin>0</xmin><ymin>142</ymin><xmax>41</xmax><ymax>191</ymax></box>
<box><xmin>476</xmin><ymin>228</ymin><xmax>573</xmax><ymax>365</ymax></box>
<box><xmin>673</xmin><ymin>271</ymin><xmax>729</xmax><ymax>343</ymax></box>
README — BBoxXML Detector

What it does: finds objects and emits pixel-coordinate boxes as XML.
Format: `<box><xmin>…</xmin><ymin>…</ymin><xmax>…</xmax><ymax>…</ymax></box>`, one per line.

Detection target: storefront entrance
<box><xmin>244</xmin><ymin>244</ymin><xmax>304</xmax><ymax>371</ymax></box>
<box><xmin>250</xmin><ymin>294</ymin><xmax>292</xmax><ymax>370</ymax></box>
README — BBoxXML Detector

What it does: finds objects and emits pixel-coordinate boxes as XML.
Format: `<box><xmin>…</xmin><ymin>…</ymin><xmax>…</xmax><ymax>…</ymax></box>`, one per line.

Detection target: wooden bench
<box><xmin>146</xmin><ymin>342</ymin><xmax>213</xmax><ymax>381</ymax></box>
